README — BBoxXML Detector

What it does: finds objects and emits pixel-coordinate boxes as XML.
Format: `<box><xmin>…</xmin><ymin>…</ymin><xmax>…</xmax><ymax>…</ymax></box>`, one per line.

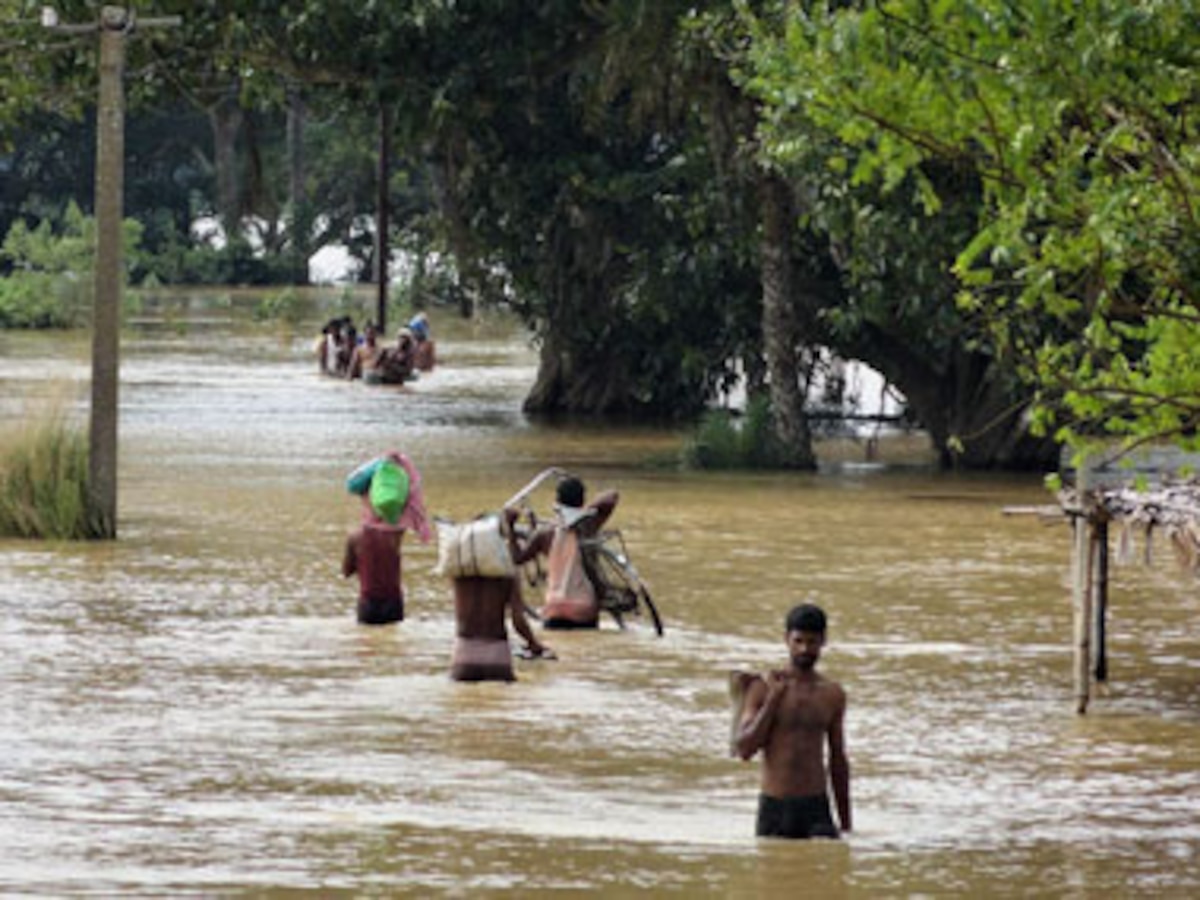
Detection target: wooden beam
<box><xmin>1072</xmin><ymin>515</ymin><xmax>1095</xmax><ymax>714</ymax></box>
<box><xmin>1093</xmin><ymin>519</ymin><xmax>1109</xmax><ymax>683</ymax></box>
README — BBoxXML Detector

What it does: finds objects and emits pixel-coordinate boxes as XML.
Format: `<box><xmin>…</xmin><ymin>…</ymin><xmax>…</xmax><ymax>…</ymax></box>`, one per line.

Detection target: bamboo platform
<box><xmin>1004</xmin><ymin>477</ymin><xmax>1200</xmax><ymax>714</ymax></box>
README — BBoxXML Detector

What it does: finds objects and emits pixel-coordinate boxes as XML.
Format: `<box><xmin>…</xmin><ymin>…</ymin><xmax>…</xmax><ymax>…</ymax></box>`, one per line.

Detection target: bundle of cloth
<box><xmin>346</xmin><ymin>451</ymin><xmax>432</xmax><ymax>539</ymax></box>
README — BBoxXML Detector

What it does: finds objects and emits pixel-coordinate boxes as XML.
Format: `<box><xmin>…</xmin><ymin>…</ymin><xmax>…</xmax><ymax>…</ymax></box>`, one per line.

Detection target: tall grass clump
<box><xmin>0</xmin><ymin>409</ymin><xmax>100</xmax><ymax>539</ymax></box>
<box><xmin>254</xmin><ymin>286</ymin><xmax>312</xmax><ymax>325</ymax></box>
<box><xmin>682</xmin><ymin>394</ymin><xmax>789</xmax><ymax>470</ymax></box>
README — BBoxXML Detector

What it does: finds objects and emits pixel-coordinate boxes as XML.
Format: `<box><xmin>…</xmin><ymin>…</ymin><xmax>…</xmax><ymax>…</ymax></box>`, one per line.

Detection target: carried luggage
<box><xmin>346</xmin><ymin>457</ymin><xmax>411</xmax><ymax>525</ymax></box>
<box><xmin>433</xmin><ymin>514</ymin><xmax>515</xmax><ymax>578</ymax></box>
<box><xmin>369</xmin><ymin>460</ymin><xmax>410</xmax><ymax>525</ymax></box>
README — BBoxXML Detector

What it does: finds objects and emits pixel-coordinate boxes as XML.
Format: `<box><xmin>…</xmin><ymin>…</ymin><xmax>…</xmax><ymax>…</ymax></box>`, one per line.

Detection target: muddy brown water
<box><xmin>1</xmin><ymin>311</ymin><xmax>1198</xmax><ymax>896</ymax></box>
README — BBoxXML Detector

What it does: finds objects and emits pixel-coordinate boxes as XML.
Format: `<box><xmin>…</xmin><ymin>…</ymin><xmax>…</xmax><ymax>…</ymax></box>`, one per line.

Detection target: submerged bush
<box><xmin>254</xmin><ymin>286</ymin><xmax>311</xmax><ymax>325</ymax></box>
<box><xmin>0</xmin><ymin>202</ymin><xmax>143</xmax><ymax>330</ymax></box>
<box><xmin>0</xmin><ymin>271</ymin><xmax>86</xmax><ymax>328</ymax></box>
<box><xmin>682</xmin><ymin>394</ymin><xmax>790</xmax><ymax>470</ymax></box>
<box><xmin>0</xmin><ymin>411</ymin><xmax>101</xmax><ymax>539</ymax></box>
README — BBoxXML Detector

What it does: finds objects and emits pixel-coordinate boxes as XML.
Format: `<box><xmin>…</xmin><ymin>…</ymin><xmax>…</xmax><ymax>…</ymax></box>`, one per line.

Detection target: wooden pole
<box><xmin>1093</xmin><ymin>519</ymin><xmax>1109</xmax><ymax>683</ymax></box>
<box><xmin>375</xmin><ymin>103</ymin><xmax>391</xmax><ymax>333</ymax></box>
<box><xmin>286</xmin><ymin>83</ymin><xmax>309</xmax><ymax>286</ymax></box>
<box><xmin>87</xmin><ymin>6</ymin><xmax>128</xmax><ymax>539</ymax></box>
<box><xmin>1072</xmin><ymin>514</ymin><xmax>1095</xmax><ymax>714</ymax></box>
<box><xmin>51</xmin><ymin>7</ymin><xmax>180</xmax><ymax>539</ymax></box>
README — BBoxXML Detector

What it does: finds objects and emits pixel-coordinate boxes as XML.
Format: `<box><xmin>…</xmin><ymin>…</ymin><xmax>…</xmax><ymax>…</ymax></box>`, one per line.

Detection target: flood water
<box><xmin>1</xmin><ymin>307</ymin><xmax>1198</xmax><ymax>896</ymax></box>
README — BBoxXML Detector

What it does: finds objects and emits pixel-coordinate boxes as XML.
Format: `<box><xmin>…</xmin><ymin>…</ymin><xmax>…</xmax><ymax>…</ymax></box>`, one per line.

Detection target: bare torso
<box><xmin>746</xmin><ymin>671</ymin><xmax>846</xmax><ymax>798</ymax></box>
<box><xmin>453</xmin><ymin>576</ymin><xmax>518</xmax><ymax>640</ymax></box>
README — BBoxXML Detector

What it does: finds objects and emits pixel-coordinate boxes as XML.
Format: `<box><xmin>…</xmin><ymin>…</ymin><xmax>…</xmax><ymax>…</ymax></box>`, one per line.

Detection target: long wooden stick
<box><xmin>504</xmin><ymin>467</ymin><xmax>562</xmax><ymax>509</ymax></box>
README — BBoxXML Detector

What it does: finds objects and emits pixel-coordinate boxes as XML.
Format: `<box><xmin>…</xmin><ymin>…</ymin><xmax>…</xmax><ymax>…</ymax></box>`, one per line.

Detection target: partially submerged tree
<box><xmin>747</xmin><ymin>0</ymin><xmax>1200</xmax><ymax>463</ymax></box>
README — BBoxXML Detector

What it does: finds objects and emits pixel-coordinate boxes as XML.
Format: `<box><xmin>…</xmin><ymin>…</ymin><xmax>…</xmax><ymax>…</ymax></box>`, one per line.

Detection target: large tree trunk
<box><xmin>522</xmin><ymin>207</ymin><xmax>644</xmax><ymax>416</ymax></box>
<box><xmin>523</xmin><ymin>328</ymin><xmax>569</xmax><ymax>414</ymax></box>
<box><xmin>286</xmin><ymin>85</ymin><xmax>310</xmax><ymax>285</ymax></box>
<box><xmin>852</xmin><ymin>324</ymin><xmax>1058</xmax><ymax>469</ymax></box>
<box><xmin>523</xmin><ymin>316</ymin><xmax>638</xmax><ymax>415</ymax></box>
<box><xmin>243</xmin><ymin>112</ymin><xmax>282</xmax><ymax>254</ymax></box>
<box><xmin>759</xmin><ymin>172</ymin><xmax>816</xmax><ymax>469</ymax></box>
<box><xmin>428</xmin><ymin>137</ymin><xmax>491</xmax><ymax>319</ymax></box>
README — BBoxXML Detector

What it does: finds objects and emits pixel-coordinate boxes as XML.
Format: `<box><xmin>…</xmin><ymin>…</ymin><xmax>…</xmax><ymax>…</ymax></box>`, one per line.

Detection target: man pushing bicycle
<box><xmin>507</xmin><ymin>474</ymin><xmax>620</xmax><ymax>630</ymax></box>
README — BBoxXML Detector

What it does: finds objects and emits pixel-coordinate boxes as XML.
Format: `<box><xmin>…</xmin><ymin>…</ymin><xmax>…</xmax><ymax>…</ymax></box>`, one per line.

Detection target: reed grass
<box><xmin>0</xmin><ymin>402</ymin><xmax>100</xmax><ymax>540</ymax></box>
<box><xmin>682</xmin><ymin>394</ymin><xmax>788</xmax><ymax>470</ymax></box>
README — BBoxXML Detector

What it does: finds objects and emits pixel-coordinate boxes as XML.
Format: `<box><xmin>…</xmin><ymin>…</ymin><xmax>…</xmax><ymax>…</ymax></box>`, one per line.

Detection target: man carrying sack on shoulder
<box><xmin>433</xmin><ymin>507</ymin><xmax>552</xmax><ymax>682</ymax></box>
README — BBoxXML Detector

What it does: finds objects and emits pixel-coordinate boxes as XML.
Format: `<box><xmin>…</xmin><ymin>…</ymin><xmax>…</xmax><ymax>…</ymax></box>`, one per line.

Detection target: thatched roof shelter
<box><xmin>1060</xmin><ymin>479</ymin><xmax>1200</xmax><ymax>573</ymax></box>
<box><xmin>1007</xmin><ymin>468</ymin><xmax>1200</xmax><ymax>713</ymax></box>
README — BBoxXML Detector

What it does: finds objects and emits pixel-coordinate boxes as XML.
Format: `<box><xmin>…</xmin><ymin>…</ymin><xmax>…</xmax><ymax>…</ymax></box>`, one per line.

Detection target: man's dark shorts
<box><xmin>756</xmin><ymin>793</ymin><xmax>840</xmax><ymax>840</ymax></box>
<box><xmin>542</xmin><ymin>617</ymin><xmax>599</xmax><ymax>630</ymax></box>
<box><xmin>358</xmin><ymin>596</ymin><xmax>404</xmax><ymax>625</ymax></box>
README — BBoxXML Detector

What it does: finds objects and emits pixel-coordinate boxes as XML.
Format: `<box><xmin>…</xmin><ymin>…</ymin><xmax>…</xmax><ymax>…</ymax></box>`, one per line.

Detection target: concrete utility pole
<box><xmin>46</xmin><ymin>6</ymin><xmax>179</xmax><ymax>538</ymax></box>
<box><xmin>89</xmin><ymin>6</ymin><xmax>127</xmax><ymax>539</ymax></box>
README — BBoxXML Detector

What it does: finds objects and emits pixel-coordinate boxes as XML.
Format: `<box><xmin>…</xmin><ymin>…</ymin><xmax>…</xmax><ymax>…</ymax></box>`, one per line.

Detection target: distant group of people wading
<box><xmin>316</xmin><ymin>312</ymin><xmax>436</xmax><ymax>383</ymax></box>
<box><xmin>340</xmin><ymin>452</ymin><xmax>852</xmax><ymax>841</ymax></box>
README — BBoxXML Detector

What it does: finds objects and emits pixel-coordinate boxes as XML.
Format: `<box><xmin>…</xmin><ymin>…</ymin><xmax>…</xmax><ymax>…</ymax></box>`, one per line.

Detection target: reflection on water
<box><xmin>1</xmin><ymin>312</ymin><xmax>1198</xmax><ymax>895</ymax></box>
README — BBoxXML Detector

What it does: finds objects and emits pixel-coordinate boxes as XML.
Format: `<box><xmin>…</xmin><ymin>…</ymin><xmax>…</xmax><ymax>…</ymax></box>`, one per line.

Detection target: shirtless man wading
<box><xmin>733</xmin><ymin>603</ymin><xmax>852</xmax><ymax>839</ymax></box>
<box><xmin>449</xmin><ymin>507</ymin><xmax>551</xmax><ymax>682</ymax></box>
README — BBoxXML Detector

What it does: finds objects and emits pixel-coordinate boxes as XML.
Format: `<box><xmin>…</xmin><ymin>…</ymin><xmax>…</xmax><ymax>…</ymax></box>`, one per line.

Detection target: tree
<box><xmin>748</xmin><ymin>0</ymin><xmax>1200</xmax><ymax>462</ymax></box>
<box><xmin>310</xmin><ymin>0</ymin><xmax>770</xmax><ymax>416</ymax></box>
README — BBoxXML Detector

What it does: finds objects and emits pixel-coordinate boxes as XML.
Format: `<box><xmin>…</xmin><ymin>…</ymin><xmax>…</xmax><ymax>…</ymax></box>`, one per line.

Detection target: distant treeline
<box><xmin>2</xmin><ymin>1</ymin><xmax>1195</xmax><ymax>471</ymax></box>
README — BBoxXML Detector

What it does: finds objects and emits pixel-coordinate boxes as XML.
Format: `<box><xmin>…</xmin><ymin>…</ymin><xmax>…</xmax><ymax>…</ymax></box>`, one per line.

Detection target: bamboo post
<box><xmin>1072</xmin><ymin>513</ymin><xmax>1095</xmax><ymax>714</ymax></box>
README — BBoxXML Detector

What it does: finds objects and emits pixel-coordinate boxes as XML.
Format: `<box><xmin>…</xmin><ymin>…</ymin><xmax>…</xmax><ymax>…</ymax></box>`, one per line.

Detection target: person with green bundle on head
<box><xmin>342</xmin><ymin>452</ymin><xmax>431</xmax><ymax>625</ymax></box>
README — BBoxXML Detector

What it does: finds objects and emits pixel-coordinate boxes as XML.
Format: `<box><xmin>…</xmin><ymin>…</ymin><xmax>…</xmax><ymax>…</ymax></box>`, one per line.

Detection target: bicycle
<box><xmin>504</xmin><ymin>468</ymin><xmax>665</xmax><ymax>637</ymax></box>
<box><xmin>578</xmin><ymin>528</ymin><xmax>664</xmax><ymax>636</ymax></box>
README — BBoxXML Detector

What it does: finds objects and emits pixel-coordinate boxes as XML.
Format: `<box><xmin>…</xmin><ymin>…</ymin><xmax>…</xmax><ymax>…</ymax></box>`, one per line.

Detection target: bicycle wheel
<box><xmin>586</xmin><ymin>544</ymin><xmax>663</xmax><ymax>636</ymax></box>
<box><xmin>639</xmin><ymin>585</ymin><xmax>665</xmax><ymax>637</ymax></box>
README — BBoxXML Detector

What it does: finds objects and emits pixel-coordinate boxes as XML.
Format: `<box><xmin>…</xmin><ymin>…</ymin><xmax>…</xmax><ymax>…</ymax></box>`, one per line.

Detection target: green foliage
<box><xmin>0</xmin><ymin>202</ymin><xmax>143</xmax><ymax>328</ymax></box>
<box><xmin>0</xmin><ymin>1</ymin><xmax>93</xmax><ymax>140</ymax></box>
<box><xmin>0</xmin><ymin>408</ymin><xmax>100</xmax><ymax>540</ymax></box>
<box><xmin>253</xmin><ymin>286</ymin><xmax>311</xmax><ymax>324</ymax></box>
<box><xmin>747</xmin><ymin>0</ymin><xmax>1200</xmax><ymax>458</ymax></box>
<box><xmin>352</xmin><ymin>1</ymin><xmax>770</xmax><ymax>415</ymax></box>
<box><xmin>683</xmin><ymin>395</ymin><xmax>790</xmax><ymax>469</ymax></box>
<box><xmin>0</xmin><ymin>1</ymin><xmax>1093</xmax><ymax>468</ymax></box>
<box><xmin>5</xmin><ymin>2</ymin><xmax>761</xmax><ymax>415</ymax></box>
<box><xmin>730</xmin><ymin>3</ymin><xmax>1052</xmax><ymax>466</ymax></box>
<box><xmin>0</xmin><ymin>272</ymin><xmax>79</xmax><ymax>328</ymax></box>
